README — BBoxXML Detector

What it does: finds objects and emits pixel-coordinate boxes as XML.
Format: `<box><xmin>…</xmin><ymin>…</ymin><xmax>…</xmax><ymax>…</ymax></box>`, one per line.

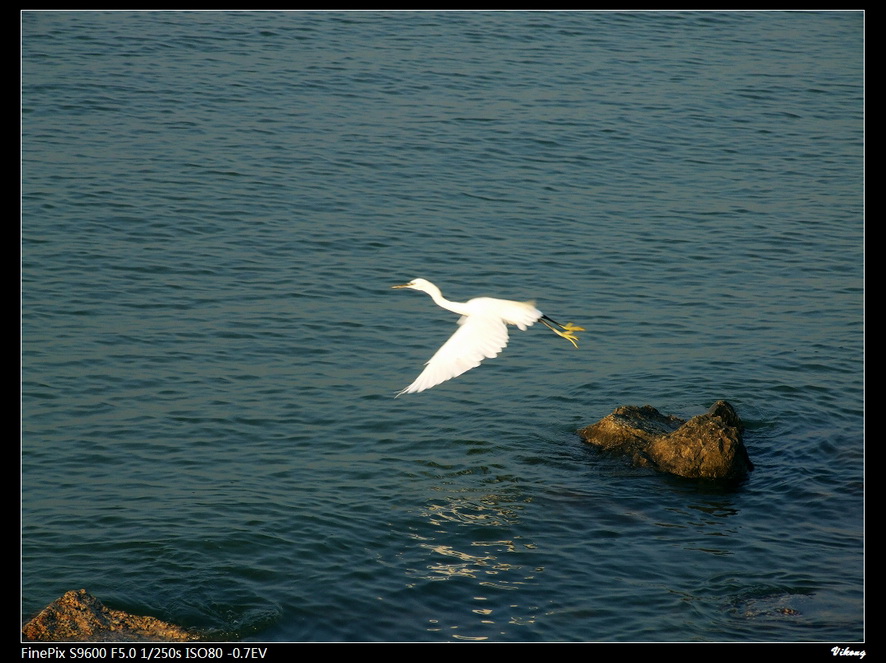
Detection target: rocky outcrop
<box><xmin>578</xmin><ymin>400</ymin><xmax>753</xmax><ymax>480</ymax></box>
<box><xmin>22</xmin><ymin>589</ymin><xmax>198</xmax><ymax>642</ymax></box>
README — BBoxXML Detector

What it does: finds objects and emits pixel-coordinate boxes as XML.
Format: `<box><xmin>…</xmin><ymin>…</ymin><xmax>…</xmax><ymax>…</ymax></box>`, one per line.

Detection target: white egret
<box><xmin>392</xmin><ymin>278</ymin><xmax>584</xmax><ymax>396</ymax></box>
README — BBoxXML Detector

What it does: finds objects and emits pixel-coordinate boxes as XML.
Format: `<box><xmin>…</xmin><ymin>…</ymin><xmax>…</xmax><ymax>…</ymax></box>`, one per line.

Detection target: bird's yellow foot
<box><xmin>551</xmin><ymin>326</ymin><xmax>582</xmax><ymax>348</ymax></box>
<box><xmin>540</xmin><ymin>318</ymin><xmax>584</xmax><ymax>348</ymax></box>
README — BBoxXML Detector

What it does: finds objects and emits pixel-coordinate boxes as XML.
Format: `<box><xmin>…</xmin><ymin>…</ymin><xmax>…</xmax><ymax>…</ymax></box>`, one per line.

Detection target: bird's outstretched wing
<box><xmin>397</xmin><ymin>313</ymin><xmax>511</xmax><ymax>396</ymax></box>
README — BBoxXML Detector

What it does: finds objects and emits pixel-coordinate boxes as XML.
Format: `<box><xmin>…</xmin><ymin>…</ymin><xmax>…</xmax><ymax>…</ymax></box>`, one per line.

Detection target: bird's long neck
<box><xmin>425</xmin><ymin>284</ymin><xmax>470</xmax><ymax>316</ymax></box>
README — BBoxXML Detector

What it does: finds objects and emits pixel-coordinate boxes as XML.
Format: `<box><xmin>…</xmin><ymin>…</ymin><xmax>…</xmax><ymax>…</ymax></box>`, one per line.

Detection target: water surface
<box><xmin>22</xmin><ymin>10</ymin><xmax>864</xmax><ymax>642</ymax></box>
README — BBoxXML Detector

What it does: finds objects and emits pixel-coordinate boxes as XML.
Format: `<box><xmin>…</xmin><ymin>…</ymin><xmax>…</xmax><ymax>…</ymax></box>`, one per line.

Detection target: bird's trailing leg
<box><xmin>540</xmin><ymin>315</ymin><xmax>585</xmax><ymax>348</ymax></box>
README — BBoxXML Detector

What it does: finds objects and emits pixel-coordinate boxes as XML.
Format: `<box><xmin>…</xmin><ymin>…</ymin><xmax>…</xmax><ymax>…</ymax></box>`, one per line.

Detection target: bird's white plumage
<box><xmin>398</xmin><ymin>304</ymin><xmax>536</xmax><ymax>395</ymax></box>
<box><xmin>391</xmin><ymin>278</ymin><xmax>581</xmax><ymax>396</ymax></box>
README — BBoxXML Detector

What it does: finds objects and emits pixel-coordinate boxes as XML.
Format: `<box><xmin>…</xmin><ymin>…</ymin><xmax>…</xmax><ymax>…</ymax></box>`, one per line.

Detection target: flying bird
<box><xmin>392</xmin><ymin>278</ymin><xmax>584</xmax><ymax>396</ymax></box>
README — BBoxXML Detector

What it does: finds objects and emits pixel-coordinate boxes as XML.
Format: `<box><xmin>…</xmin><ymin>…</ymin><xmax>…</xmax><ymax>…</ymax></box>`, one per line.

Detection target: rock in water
<box><xmin>578</xmin><ymin>400</ymin><xmax>753</xmax><ymax>480</ymax></box>
<box><xmin>22</xmin><ymin>589</ymin><xmax>198</xmax><ymax>642</ymax></box>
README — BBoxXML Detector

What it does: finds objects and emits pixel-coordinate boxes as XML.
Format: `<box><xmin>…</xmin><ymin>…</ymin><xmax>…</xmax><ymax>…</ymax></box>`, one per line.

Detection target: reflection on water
<box><xmin>425</xmin><ymin>495</ymin><xmax>523</xmax><ymax>528</ymax></box>
<box><xmin>404</xmin><ymin>493</ymin><xmax>544</xmax><ymax>639</ymax></box>
<box><xmin>408</xmin><ymin>494</ymin><xmax>536</xmax><ymax>585</ymax></box>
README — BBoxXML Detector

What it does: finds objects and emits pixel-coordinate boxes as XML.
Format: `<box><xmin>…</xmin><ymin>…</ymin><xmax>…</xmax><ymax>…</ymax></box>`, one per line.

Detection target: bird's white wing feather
<box><xmin>398</xmin><ymin>313</ymin><xmax>511</xmax><ymax>395</ymax></box>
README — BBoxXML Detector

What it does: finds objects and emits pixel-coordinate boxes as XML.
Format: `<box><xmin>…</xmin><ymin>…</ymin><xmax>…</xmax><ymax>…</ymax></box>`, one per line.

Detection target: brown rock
<box><xmin>22</xmin><ymin>589</ymin><xmax>198</xmax><ymax>642</ymax></box>
<box><xmin>578</xmin><ymin>400</ymin><xmax>753</xmax><ymax>480</ymax></box>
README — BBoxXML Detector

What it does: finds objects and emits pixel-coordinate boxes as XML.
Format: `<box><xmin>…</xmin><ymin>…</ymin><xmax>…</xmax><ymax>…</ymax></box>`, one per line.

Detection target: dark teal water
<box><xmin>22</xmin><ymin>11</ymin><xmax>863</xmax><ymax>642</ymax></box>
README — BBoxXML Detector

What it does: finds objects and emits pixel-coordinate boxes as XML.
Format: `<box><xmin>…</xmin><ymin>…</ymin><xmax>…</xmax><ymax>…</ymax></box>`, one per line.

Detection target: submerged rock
<box><xmin>578</xmin><ymin>400</ymin><xmax>753</xmax><ymax>480</ymax></box>
<box><xmin>22</xmin><ymin>589</ymin><xmax>198</xmax><ymax>642</ymax></box>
